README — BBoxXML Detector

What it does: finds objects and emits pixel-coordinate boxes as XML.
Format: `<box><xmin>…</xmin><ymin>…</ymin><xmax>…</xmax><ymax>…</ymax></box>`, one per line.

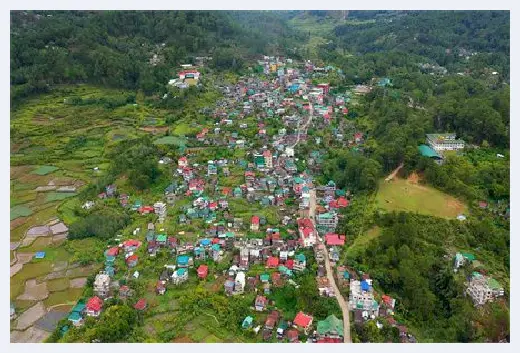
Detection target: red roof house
<box><xmin>287</xmin><ymin>329</ymin><xmax>299</xmax><ymax>342</ymax></box>
<box><xmin>138</xmin><ymin>206</ymin><xmax>155</xmax><ymax>215</ymax></box>
<box><xmin>86</xmin><ymin>296</ymin><xmax>103</xmax><ymax>317</ymax></box>
<box><xmin>285</xmin><ymin>259</ymin><xmax>294</xmax><ymax>270</ymax></box>
<box><xmin>134</xmin><ymin>298</ymin><xmax>147</xmax><ymax>311</ymax></box>
<box><xmin>337</xmin><ymin>196</ymin><xmax>349</xmax><ymax>208</ymax></box>
<box><xmin>197</xmin><ymin>265</ymin><xmax>209</xmax><ymax>279</ymax></box>
<box><xmin>126</xmin><ymin>254</ymin><xmax>138</xmax><ymax>267</ymax></box>
<box><xmin>266</xmin><ymin>256</ymin><xmax>280</xmax><ymax>268</ymax></box>
<box><xmin>293</xmin><ymin>311</ymin><xmax>313</xmax><ymax>332</ymax></box>
<box><xmin>106</xmin><ymin>247</ymin><xmax>119</xmax><ymax>257</ymax></box>
<box><xmin>325</xmin><ymin>233</ymin><xmax>346</xmax><ymax>246</ymax></box>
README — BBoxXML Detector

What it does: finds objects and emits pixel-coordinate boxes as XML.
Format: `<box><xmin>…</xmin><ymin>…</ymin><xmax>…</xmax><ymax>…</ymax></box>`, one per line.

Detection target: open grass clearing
<box><xmin>375</xmin><ymin>177</ymin><xmax>467</xmax><ymax>219</ymax></box>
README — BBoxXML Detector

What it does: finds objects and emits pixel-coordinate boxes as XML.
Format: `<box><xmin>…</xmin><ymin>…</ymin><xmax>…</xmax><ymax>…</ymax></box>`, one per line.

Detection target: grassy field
<box><xmin>375</xmin><ymin>177</ymin><xmax>468</xmax><ymax>219</ymax></box>
<box><xmin>346</xmin><ymin>226</ymin><xmax>381</xmax><ymax>258</ymax></box>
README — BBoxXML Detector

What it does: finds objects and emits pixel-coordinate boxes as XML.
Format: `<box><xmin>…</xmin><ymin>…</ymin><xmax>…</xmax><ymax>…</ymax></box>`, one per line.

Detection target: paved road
<box><xmin>309</xmin><ymin>189</ymin><xmax>352</xmax><ymax>343</ymax></box>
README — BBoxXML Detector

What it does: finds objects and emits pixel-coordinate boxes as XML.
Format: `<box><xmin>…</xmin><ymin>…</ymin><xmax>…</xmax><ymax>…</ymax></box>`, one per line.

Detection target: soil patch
<box><xmin>70</xmin><ymin>277</ymin><xmax>88</xmax><ymax>288</ymax></box>
<box><xmin>45</xmin><ymin>270</ymin><xmax>67</xmax><ymax>280</ymax></box>
<box><xmin>11</xmin><ymin>218</ymin><xmax>27</xmax><ymax>230</ymax></box>
<box><xmin>11</xmin><ymin>326</ymin><xmax>51</xmax><ymax>343</ymax></box>
<box><xmin>173</xmin><ymin>336</ymin><xmax>195</xmax><ymax>343</ymax></box>
<box><xmin>52</xmin><ymin>261</ymin><xmax>69</xmax><ymax>272</ymax></box>
<box><xmin>16</xmin><ymin>252</ymin><xmax>35</xmax><ymax>265</ymax></box>
<box><xmin>17</xmin><ymin>279</ymin><xmax>49</xmax><ymax>301</ymax></box>
<box><xmin>11</xmin><ymin>264</ymin><xmax>24</xmax><ymax>277</ymax></box>
<box><xmin>10</xmin><ymin>242</ymin><xmax>21</xmax><ymax>251</ymax></box>
<box><xmin>15</xmin><ymin>301</ymin><xmax>47</xmax><ymax>330</ymax></box>
<box><xmin>407</xmin><ymin>172</ymin><xmax>420</xmax><ymax>184</ymax></box>
<box><xmin>26</xmin><ymin>225</ymin><xmax>51</xmax><ymax>238</ymax></box>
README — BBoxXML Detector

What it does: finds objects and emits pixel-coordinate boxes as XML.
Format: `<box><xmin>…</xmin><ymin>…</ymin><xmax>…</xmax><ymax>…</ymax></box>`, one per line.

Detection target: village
<box><xmin>12</xmin><ymin>54</ymin><xmax>506</xmax><ymax>344</ymax></box>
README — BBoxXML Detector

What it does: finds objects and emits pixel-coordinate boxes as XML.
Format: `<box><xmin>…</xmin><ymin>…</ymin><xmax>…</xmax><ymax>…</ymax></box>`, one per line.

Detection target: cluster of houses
<box><xmin>453</xmin><ymin>252</ymin><xmax>505</xmax><ymax>306</ymax></box>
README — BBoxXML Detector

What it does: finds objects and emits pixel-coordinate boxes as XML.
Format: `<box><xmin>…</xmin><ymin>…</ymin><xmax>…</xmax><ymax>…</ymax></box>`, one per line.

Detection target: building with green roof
<box><xmin>317</xmin><ymin>315</ymin><xmax>344</xmax><ymax>339</ymax></box>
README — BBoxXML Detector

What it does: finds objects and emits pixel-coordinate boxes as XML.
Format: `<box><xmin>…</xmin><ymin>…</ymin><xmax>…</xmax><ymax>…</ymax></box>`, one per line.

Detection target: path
<box><xmin>290</xmin><ymin>114</ymin><xmax>314</xmax><ymax>149</ymax></box>
<box><xmin>309</xmin><ymin>189</ymin><xmax>351</xmax><ymax>343</ymax></box>
<box><xmin>384</xmin><ymin>162</ymin><xmax>404</xmax><ymax>182</ymax></box>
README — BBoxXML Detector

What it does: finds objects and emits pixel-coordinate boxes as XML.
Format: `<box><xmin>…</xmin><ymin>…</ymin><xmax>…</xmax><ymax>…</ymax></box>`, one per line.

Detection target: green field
<box><xmin>10</xmin><ymin>205</ymin><xmax>33</xmax><ymax>220</ymax></box>
<box><xmin>375</xmin><ymin>178</ymin><xmax>467</xmax><ymax>219</ymax></box>
<box><xmin>32</xmin><ymin>165</ymin><xmax>59</xmax><ymax>175</ymax></box>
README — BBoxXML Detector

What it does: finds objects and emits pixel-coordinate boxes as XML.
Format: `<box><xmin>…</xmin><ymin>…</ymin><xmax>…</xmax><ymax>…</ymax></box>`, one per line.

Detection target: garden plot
<box><xmin>10</xmin><ymin>326</ymin><xmax>51</xmax><ymax>343</ymax></box>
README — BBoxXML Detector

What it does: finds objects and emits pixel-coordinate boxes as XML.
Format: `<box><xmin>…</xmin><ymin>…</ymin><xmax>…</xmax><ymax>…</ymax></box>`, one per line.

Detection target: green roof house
<box><xmin>317</xmin><ymin>315</ymin><xmax>344</xmax><ymax>339</ymax></box>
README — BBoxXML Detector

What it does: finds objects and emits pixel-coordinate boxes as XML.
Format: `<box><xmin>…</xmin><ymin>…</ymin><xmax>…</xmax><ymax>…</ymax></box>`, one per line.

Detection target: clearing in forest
<box><xmin>375</xmin><ymin>177</ymin><xmax>467</xmax><ymax>219</ymax></box>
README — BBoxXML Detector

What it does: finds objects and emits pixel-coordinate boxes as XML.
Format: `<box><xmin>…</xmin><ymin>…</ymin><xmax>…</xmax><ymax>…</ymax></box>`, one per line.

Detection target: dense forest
<box><xmin>10</xmin><ymin>11</ymin><xmax>301</xmax><ymax>105</ymax></box>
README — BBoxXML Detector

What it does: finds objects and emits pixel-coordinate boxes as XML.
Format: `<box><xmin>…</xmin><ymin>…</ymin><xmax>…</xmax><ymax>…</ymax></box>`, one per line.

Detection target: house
<box><xmin>263</xmin><ymin>150</ymin><xmax>273</xmax><ymax>169</ymax></box>
<box><xmin>134</xmin><ymin>299</ymin><xmax>147</xmax><ymax>311</ymax></box>
<box><xmin>287</xmin><ymin>329</ymin><xmax>299</xmax><ymax>342</ymax></box>
<box><xmin>85</xmin><ymin>296</ymin><xmax>103</xmax><ymax>317</ymax></box>
<box><xmin>251</xmin><ymin>215</ymin><xmax>260</xmax><ymax>231</ymax></box>
<box><xmin>242</xmin><ymin>316</ymin><xmax>254</xmax><ymax>329</ymax></box>
<box><xmin>325</xmin><ymin>233</ymin><xmax>346</xmax><ymax>246</ymax></box>
<box><xmin>265</xmin><ymin>310</ymin><xmax>280</xmax><ymax>330</ymax></box>
<box><xmin>255</xmin><ymin>295</ymin><xmax>268</xmax><ymax>311</ymax></box>
<box><xmin>119</xmin><ymin>285</ymin><xmax>133</xmax><ymax>299</ymax></box>
<box><xmin>224</xmin><ymin>278</ymin><xmax>235</xmax><ymax>295</ymax></box>
<box><xmin>156</xmin><ymin>280</ymin><xmax>166</xmax><ymax>295</ymax></box>
<box><xmin>234</xmin><ymin>271</ymin><xmax>246</xmax><ymax>294</ymax></box>
<box><xmin>293</xmin><ymin>311</ymin><xmax>313</xmax><ymax>334</ymax></box>
<box><xmin>266</xmin><ymin>256</ymin><xmax>280</xmax><ymax>268</ymax></box>
<box><xmin>454</xmin><ymin>252</ymin><xmax>476</xmax><ymax>272</ymax></box>
<box><xmin>466</xmin><ymin>272</ymin><xmax>504</xmax><ymax>306</ymax></box>
<box><xmin>349</xmin><ymin>279</ymin><xmax>380</xmax><ymax>319</ymax></box>
<box><xmin>317</xmin><ymin>315</ymin><xmax>343</xmax><ymax>342</ymax></box>
<box><xmin>297</xmin><ymin>218</ymin><xmax>317</xmax><ymax>247</ymax></box>
<box><xmin>293</xmin><ymin>254</ymin><xmax>306</xmax><ymax>271</ymax></box>
<box><xmin>68</xmin><ymin>301</ymin><xmax>86</xmax><ymax>326</ymax></box>
<box><xmin>172</xmin><ymin>268</ymin><xmax>188</xmax><ymax>285</ymax></box>
<box><xmin>426</xmin><ymin>133</ymin><xmax>465</xmax><ymax>152</ymax></box>
<box><xmin>93</xmin><ymin>271</ymin><xmax>111</xmax><ymax>298</ymax></box>
<box><xmin>317</xmin><ymin>277</ymin><xmax>334</xmax><ymax>297</ymax></box>
<box><xmin>316</xmin><ymin>212</ymin><xmax>338</xmax><ymax>231</ymax></box>
<box><xmin>123</xmin><ymin>239</ymin><xmax>141</xmax><ymax>253</ymax></box>
<box><xmin>380</xmin><ymin>295</ymin><xmax>396</xmax><ymax>316</ymax></box>
<box><xmin>177</xmin><ymin>255</ymin><xmax>192</xmax><ymax>268</ymax></box>
<box><xmin>126</xmin><ymin>254</ymin><xmax>138</xmax><ymax>268</ymax></box>
<box><xmin>197</xmin><ymin>265</ymin><xmax>209</xmax><ymax>279</ymax></box>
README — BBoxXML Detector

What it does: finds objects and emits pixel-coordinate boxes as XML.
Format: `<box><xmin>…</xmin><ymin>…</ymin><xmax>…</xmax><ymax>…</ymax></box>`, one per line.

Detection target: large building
<box><xmin>426</xmin><ymin>133</ymin><xmax>465</xmax><ymax>152</ymax></box>
<box><xmin>93</xmin><ymin>271</ymin><xmax>111</xmax><ymax>298</ymax></box>
<box><xmin>466</xmin><ymin>272</ymin><xmax>504</xmax><ymax>306</ymax></box>
<box><xmin>348</xmin><ymin>279</ymin><xmax>379</xmax><ymax>319</ymax></box>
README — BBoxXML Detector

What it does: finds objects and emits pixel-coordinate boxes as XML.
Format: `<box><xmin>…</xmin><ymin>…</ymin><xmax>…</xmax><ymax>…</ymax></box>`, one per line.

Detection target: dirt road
<box><xmin>385</xmin><ymin>162</ymin><xmax>404</xmax><ymax>182</ymax></box>
<box><xmin>309</xmin><ymin>189</ymin><xmax>352</xmax><ymax>343</ymax></box>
